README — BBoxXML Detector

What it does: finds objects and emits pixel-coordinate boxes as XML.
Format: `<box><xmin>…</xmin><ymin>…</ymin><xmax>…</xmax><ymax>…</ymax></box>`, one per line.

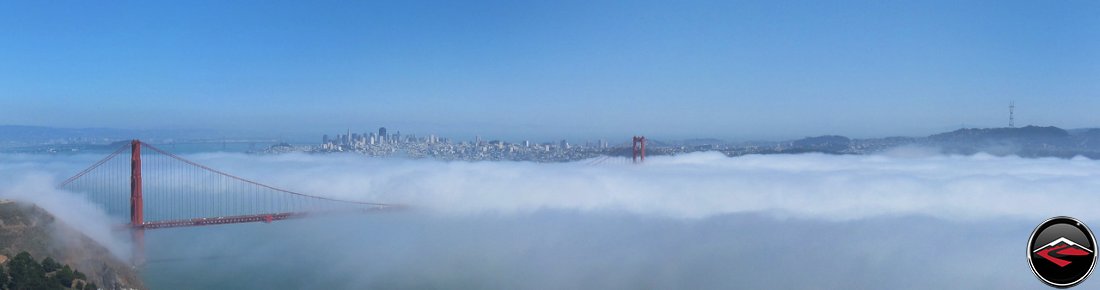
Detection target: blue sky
<box><xmin>1</xmin><ymin>1</ymin><xmax>1098</xmax><ymax>141</ymax></box>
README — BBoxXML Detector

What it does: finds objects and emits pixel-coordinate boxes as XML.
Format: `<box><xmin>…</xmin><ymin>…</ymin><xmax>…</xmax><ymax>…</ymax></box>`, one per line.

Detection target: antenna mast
<box><xmin>1009</xmin><ymin>101</ymin><xmax>1015</xmax><ymax>128</ymax></box>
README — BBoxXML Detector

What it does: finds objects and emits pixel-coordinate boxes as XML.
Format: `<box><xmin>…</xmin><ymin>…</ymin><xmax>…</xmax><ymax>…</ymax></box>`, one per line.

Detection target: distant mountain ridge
<box><xmin>0</xmin><ymin>125</ymin><xmax>143</xmax><ymax>141</ymax></box>
<box><xmin>722</xmin><ymin>125</ymin><xmax>1100</xmax><ymax>159</ymax></box>
<box><xmin>0</xmin><ymin>125</ymin><xmax>221</xmax><ymax>148</ymax></box>
<box><xmin>929</xmin><ymin>125</ymin><xmax>1069</xmax><ymax>141</ymax></box>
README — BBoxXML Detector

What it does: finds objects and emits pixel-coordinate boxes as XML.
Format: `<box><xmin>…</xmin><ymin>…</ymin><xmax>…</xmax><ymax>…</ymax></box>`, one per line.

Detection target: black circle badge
<box><xmin>1029</xmin><ymin>216</ymin><xmax>1097</xmax><ymax>288</ymax></box>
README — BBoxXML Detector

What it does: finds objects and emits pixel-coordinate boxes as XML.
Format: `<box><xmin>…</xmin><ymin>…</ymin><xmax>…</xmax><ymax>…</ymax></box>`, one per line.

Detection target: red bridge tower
<box><xmin>130</xmin><ymin>140</ymin><xmax>144</xmax><ymax>265</ymax></box>
<box><xmin>632</xmin><ymin>136</ymin><xmax>646</xmax><ymax>163</ymax></box>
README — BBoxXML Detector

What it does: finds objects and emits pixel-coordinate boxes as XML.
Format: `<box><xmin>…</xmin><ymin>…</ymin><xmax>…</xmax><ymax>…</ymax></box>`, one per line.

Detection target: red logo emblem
<box><xmin>1034</xmin><ymin>237</ymin><xmax>1094</xmax><ymax>267</ymax></box>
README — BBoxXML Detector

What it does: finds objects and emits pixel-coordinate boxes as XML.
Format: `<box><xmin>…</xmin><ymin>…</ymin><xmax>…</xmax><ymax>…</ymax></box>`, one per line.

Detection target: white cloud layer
<box><xmin>1</xmin><ymin>150</ymin><xmax>1094</xmax><ymax>289</ymax></box>
<box><xmin>178</xmin><ymin>151</ymin><xmax>1100</xmax><ymax>222</ymax></box>
<box><xmin>0</xmin><ymin>170</ymin><xmax>131</xmax><ymax>261</ymax></box>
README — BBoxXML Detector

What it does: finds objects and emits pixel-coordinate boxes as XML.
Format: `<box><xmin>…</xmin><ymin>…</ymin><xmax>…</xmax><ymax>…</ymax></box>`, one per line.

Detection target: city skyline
<box><xmin>1</xmin><ymin>112</ymin><xmax>1096</xmax><ymax>146</ymax></box>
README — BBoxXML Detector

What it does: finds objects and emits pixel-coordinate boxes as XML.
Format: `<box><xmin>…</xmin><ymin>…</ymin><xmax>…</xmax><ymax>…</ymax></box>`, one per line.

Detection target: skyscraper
<box><xmin>379</xmin><ymin>127</ymin><xmax>387</xmax><ymax>139</ymax></box>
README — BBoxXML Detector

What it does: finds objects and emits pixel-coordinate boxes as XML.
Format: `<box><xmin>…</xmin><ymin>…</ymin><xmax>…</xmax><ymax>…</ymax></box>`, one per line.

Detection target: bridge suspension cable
<box><xmin>58</xmin><ymin>140</ymin><xmax>403</xmax><ymax>230</ymax></box>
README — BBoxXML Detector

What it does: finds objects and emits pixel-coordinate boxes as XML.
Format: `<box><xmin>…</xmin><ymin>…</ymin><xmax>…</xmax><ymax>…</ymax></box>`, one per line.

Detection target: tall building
<box><xmin>378</xmin><ymin>127</ymin><xmax>387</xmax><ymax>139</ymax></box>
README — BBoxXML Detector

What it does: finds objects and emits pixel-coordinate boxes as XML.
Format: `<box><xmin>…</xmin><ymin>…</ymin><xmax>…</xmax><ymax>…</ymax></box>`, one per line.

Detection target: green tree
<box><xmin>40</xmin><ymin>257</ymin><xmax>60</xmax><ymax>273</ymax></box>
<box><xmin>82</xmin><ymin>282</ymin><xmax>97</xmax><ymax>290</ymax></box>
<box><xmin>55</xmin><ymin>265</ymin><xmax>74</xmax><ymax>288</ymax></box>
<box><xmin>0</xmin><ymin>263</ymin><xmax>8</xmax><ymax>290</ymax></box>
<box><xmin>8</xmin><ymin>252</ymin><xmax>50</xmax><ymax>290</ymax></box>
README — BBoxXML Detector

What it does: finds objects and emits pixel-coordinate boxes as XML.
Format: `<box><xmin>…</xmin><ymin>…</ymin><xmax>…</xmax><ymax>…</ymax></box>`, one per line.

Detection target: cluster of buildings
<box><xmin>320</xmin><ymin>127</ymin><xmax>447</xmax><ymax>150</ymax></box>
<box><xmin>315</xmin><ymin>127</ymin><xmax>628</xmax><ymax>162</ymax></box>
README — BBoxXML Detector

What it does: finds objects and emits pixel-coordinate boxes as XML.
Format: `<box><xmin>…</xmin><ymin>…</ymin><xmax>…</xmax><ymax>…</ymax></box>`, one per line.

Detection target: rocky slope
<box><xmin>0</xmin><ymin>201</ymin><xmax>144</xmax><ymax>290</ymax></box>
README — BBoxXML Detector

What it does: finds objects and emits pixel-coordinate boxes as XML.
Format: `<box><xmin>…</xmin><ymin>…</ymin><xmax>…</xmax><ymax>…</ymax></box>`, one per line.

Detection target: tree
<box><xmin>0</xmin><ymin>263</ymin><xmax>8</xmax><ymax>290</ymax></box>
<box><xmin>55</xmin><ymin>265</ymin><xmax>74</xmax><ymax>288</ymax></box>
<box><xmin>40</xmin><ymin>257</ymin><xmax>60</xmax><ymax>273</ymax></box>
<box><xmin>83</xmin><ymin>282</ymin><xmax>97</xmax><ymax>290</ymax></box>
<box><xmin>8</xmin><ymin>252</ymin><xmax>49</xmax><ymax>290</ymax></box>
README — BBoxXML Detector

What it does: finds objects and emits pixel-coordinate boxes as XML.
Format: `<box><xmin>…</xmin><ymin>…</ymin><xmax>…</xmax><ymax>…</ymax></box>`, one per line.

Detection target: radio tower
<box><xmin>1009</xmin><ymin>101</ymin><xmax>1015</xmax><ymax>128</ymax></box>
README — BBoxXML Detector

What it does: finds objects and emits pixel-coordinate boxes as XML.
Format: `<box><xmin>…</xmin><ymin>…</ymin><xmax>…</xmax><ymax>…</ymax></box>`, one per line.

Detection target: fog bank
<box><xmin>1</xmin><ymin>151</ymin><xmax>1091</xmax><ymax>289</ymax></box>
<box><xmin>186</xmin><ymin>151</ymin><xmax>1100</xmax><ymax>221</ymax></box>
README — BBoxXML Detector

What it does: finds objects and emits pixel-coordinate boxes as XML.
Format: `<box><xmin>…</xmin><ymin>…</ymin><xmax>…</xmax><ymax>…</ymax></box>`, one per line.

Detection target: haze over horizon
<box><xmin>1</xmin><ymin>122</ymin><xmax>1098</xmax><ymax>145</ymax></box>
<box><xmin>2</xmin><ymin>1</ymin><xmax>1098</xmax><ymax>141</ymax></box>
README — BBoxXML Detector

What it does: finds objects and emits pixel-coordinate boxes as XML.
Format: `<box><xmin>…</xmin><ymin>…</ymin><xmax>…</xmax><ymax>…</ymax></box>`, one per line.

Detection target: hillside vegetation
<box><xmin>0</xmin><ymin>201</ymin><xmax>142</xmax><ymax>290</ymax></box>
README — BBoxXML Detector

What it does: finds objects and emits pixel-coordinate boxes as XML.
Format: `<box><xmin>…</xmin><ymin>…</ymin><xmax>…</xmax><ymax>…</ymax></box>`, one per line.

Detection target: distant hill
<box><xmin>790</xmin><ymin>135</ymin><xmax>850</xmax><ymax>153</ymax></box>
<box><xmin>721</xmin><ymin>125</ymin><xmax>1100</xmax><ymax>159</ymax></box>
<box><xmin>928</xmin><ymin>126</ymin><xmax>1069</xmax><ymax>142</ymax></box>
<box><xmin>922</xmin><ymin>126</ymin><xmax>1078</xmax><ymax>156</ymax></box>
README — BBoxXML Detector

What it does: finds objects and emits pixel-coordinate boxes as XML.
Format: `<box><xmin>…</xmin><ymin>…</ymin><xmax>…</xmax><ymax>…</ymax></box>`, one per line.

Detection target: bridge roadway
<box><xmin>136</xmin><ymin>206</ymin><xmax>407</xmax><ymax>230</ymax></box>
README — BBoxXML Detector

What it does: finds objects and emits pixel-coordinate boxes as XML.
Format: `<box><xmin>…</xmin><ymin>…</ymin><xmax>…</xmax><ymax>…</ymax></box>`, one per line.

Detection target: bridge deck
<box><xmin>137</xmin><ymin>206</ymin><xmax>406</xmax><ymax>229</ymax></box>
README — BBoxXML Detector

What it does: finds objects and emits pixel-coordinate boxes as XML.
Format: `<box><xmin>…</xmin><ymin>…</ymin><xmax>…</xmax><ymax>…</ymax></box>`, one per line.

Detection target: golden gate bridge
<box><xmin>58</xmin><ymin>140</ymin><xmax>404</xmax><ymax>264</ymax></box>
<box><xmin>57</xmin><ymin>137</ymin><xmax>646</xmax><ymax>264</ymax></box>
